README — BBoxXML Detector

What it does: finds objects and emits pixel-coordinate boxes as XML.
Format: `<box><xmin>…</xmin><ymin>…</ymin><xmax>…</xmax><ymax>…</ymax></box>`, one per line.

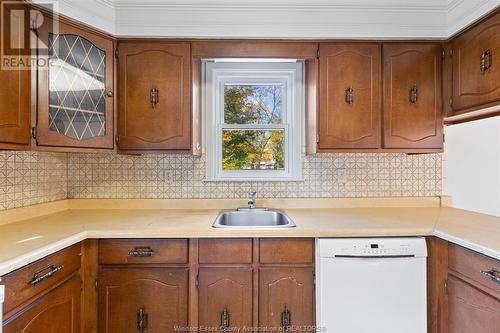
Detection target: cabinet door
<box><xmin>383</xmin><ymin>44</ymin><xmax>443</xmax><ymax>149</ymax></box>
<box><xmin>259</xmin><ymin>268</ymin><xmax>314</xmax><ymax>330</ymax></box>
<box><xmin>3</xmin><ymin>277</ymin><xmax>81</xmax><ymax>333</ymax></box>
<box><xmin>450</xmin><ymin>12</ymin><xmax>500</xmax><ymax>114</ymax></box>
<box><xmin>0</xmin><ymin>0</ymin><xmax>30</xmax><ymax>149</ymax></box>
<box><xmin>318</xmin><ymin>43</ymin><xmax>381</xmax><ymax>150</ymax></box>
<box><xmin>98</xmin><ymin>268</ymin><xmax>188</xmax><ymax>333</ymax></box>
<box><xmin>448</xmin><ymin>276</ymin><xmax>500</xmax><ymax>333</ymax></box>
<box><xmin>117</xmin><ymin>42</ymin><xmax>191</xmax><ymax>152</ymax></box>
<box><xmin>36</xmin><ymin>17</ymin><xmax>114</xmax><ymax>150</ymax></box>
<box><xmin>198</xmin><ymin>268</ymin><xmax>253</xmax><ymax>331</ymax></box>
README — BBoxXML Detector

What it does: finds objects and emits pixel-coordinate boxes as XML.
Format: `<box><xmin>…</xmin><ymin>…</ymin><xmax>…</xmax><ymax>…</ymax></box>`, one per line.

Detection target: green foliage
<box><xmin>222</xmin><ymin>85</ymin><xmax>284</xmax><ymax>171</ymax></box>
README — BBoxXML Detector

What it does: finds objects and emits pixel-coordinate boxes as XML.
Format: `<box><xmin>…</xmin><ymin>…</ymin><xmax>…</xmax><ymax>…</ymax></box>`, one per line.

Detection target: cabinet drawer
<box><xmin>448</xmin><ymin>244</ymin><xmax>500</xmax><ymax>294</ymax></box>
<box><xmin>259</xmin><ymin>239</ymin><xmax>314</xmax><ymax>264</ymax></box>
<box><xmin>2</xmin><ymin>243</ymin><xmax>82</xmax><ymax>315</ymax></box>
<box><xmin>199</xmin><ymin>239</ymin><xmax>253</xmax><ymax>264</ymax></box>
<box><xmin>99</xmin><ymin>239</ymin><xmax>188</xmax><ymax>265</ymax></box>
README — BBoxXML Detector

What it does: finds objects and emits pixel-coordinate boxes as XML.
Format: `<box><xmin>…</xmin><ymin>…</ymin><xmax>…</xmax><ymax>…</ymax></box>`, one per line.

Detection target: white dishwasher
<box><xmin>316</xmin><ymin>238</ymin><xmax>427</xmax><ymax>333</ymax></box>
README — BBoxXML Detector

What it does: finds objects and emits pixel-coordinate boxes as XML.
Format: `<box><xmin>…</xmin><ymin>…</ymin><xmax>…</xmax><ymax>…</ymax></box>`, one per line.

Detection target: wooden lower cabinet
<box><xmin>198</xmin><ymin>268</ymin><xmax>253</xmax><ymax>331</ymax></box>
<box><xmin>98</xmin><ymin>268</ymin><xmax>188</xmax><ymax>333</ymax></box>
<box><xmin>259</xmin><ymin>267</ymin><xmax>315</xmax><ymax>330</ymax></box>
<box><xmin>3</xmin><ymin>277</ymin><xmax>81</xmax><ymax>333</ymax></box>
<box><xmin>447</xmin><ymin>276</ymin><xmax>500</xmax><ymax>333</ymax></box>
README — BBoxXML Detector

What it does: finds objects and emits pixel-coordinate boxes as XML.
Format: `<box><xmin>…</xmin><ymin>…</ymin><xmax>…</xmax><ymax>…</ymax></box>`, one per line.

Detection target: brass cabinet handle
<box><xmin>150</xmin><ymin>87</ymin><xmax>159</xmax><ymax>108</ymax></box>
<box><xmin>480</xmin><ymin>49</ymin><xmax>492</xmax><ymax>74</ymax></box>
<box><xmin>409</xmin><ymin>84</ymin><xmax>418</xmax><ymax>105</ymax></box>
<box><xmin>30</xmin><ymin>264</ymin><xmax>63</xmax><ymax>285</ymax></box>
<box><xmin>129</xmin><ymin>247</ymin><xmax>155</xmax><ymax>257</ymax></box>
<box><xmin>281</xmin><ymin>306</ymin><xmax>292</xmax><ymax>331</ymax></box>
<box><xmin>481</xmin><ymin>268</ymin><xmax>500</xmax><ymax>284</ymax></box>
<box><xmin>220</xmin><ymin>308</ymin><xmax>230</xmax><ymax>331</ymax></box>
<box><xmin>345</xmin><ymin>86</ymin><xmax>354</xmax><ymax>105</ymax></box>
<box><xmin>136</xmin><ymin>308</ymin><xmax>149</xmax><ymax>333</ymax></box>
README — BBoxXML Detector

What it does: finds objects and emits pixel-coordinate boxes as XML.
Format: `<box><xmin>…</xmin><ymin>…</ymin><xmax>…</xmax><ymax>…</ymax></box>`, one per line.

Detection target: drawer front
<box><xmin>259</xmin><ymin>239</ymin><xmax>314</xmax><ymax>264</ymax></box>
<box><xmin>448</xmin><ymin>244</ymin><xmax>500</xmax><ymax>294</ymax></box>
<box><xmin>2</xmin><ymin>243</ymin><xmax>82</xmax><ymax>314</ymax></box>
<box><xmin>99</xmin><ymin>239</ymin><xmax>188</xmax><ymax>265</ymax></box>
<box><xmin>199</xmin><ymin>239</ymin><xmax>253</xmax><ymax>264</ymax></box>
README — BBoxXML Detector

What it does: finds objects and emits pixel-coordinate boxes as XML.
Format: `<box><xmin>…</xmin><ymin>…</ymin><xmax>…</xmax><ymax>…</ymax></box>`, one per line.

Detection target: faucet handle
<box><xmin>248</xmin><ymin>191</ymin><xmax>257</xmax><ymax>198</ymax></box>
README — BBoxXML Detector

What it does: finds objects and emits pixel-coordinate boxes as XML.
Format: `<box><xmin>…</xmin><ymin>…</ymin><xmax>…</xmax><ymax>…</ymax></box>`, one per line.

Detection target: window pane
<box><xmin>223</xmin><ymin>130</ymin><xmax>285</xmax><ymax>171</ymax></box>
<box><xmin>224</xmin><ymin>85</ymin><xmax>283</xmax><ymax>124</ymax></box>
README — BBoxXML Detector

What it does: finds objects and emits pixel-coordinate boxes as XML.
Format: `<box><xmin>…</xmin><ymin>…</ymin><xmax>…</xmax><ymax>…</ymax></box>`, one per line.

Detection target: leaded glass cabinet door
<box><xmin>36</xmin><ymin>19</ymin><xmax>114</xmax><ymax>150</ymax></box>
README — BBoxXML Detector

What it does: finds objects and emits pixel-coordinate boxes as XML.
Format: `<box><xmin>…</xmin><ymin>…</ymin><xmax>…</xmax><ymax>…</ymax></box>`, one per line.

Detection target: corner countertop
<box><xmin>0</xmin><ymin>198</ymin><xmax>498</xmax><ymax>276</ymax></box>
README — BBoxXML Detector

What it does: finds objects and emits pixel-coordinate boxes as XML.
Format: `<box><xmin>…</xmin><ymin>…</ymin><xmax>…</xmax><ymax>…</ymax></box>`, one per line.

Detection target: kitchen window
<box><xmin>204</xmin><ymin>60</ymin><xmax>304</xmax><ymax>181</ymax></box>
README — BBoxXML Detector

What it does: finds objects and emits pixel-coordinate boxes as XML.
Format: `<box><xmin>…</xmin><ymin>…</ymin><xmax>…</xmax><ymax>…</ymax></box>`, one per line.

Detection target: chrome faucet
<box><xmin>248</xmin><ymin>191</ymin><xmax>257</xmax><ymax>209</ymax></box>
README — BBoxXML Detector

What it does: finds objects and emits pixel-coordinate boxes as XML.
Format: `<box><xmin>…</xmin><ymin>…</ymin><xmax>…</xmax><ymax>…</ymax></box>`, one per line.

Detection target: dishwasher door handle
<box><xmin>334</xmin><ymin>255</ymin><xmax>415</xmax><ymax>259</ymax></box>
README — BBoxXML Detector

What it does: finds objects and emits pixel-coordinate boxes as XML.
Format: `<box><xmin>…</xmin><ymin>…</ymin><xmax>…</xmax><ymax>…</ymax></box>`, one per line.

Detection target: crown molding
<box><xmin>42</xmin><ymin>0</ymin><xmax>498</xmax><ymax>39</ymax></box>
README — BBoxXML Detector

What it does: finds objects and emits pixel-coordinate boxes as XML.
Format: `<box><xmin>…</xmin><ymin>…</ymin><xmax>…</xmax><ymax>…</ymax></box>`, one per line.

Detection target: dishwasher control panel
<box><xmin>318</xmin><ymin>237</ymin><xmax>427</xmax><ymax>258</ymax></box>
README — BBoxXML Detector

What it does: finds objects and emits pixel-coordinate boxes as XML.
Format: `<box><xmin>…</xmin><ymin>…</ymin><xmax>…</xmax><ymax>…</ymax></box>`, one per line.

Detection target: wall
<box><xmin>0</xmin><ymin>152</ymin><xmax>67</xmax><ymax>210</ymax></box>
<box><xmin>444</xmin><ymin>117</ymin><xmax>500</xmax><ymax>217</ymax></box>
<box><xmin>0</xmin><ymin>151</ymin><xmax>442</xmax><ymax>210</ymax></box>
<box><xmin>67</xmin><ymin>153</ymin><xmax>442</xmax><ymax>199</ymax></box>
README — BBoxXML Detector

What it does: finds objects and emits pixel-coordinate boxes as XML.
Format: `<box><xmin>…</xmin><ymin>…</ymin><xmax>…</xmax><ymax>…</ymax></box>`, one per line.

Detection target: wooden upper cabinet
<box><xmin>259</xmin><ymin>268</ymin><xmax>315</xmax><ymax>330</ymax></box>
<box><xmin>383</xmin><ymin>44</ymin><xmax>443</xmax><ymax>149</ymax></box>
<box><xmin>3</xmin><ymin>277</ymin><xmax>81</xmax><ymax>333</ymax></box>
<box><xmin>198</xmin><ymin>268</ymin><xmax>253</xmax><ymax>331</ymax></box>
<box><xmin>117</xmin><ymin>42</ymin><xmax>191</xmax><ymax>152</ymax></box>
<box><xmin>98</xmin><ymin>268</ymin><xmax>188</xmax><ymax>333</ymax></box>
<box><xmin>0</xmin><ymin>0</ymin><xmax>30</xmax><ymax>150</ymax></box>
<box><xmin>36</xmin><ymin>17</ymin><xmax>115</xmax><ymax>150</ymax></box>
<box><xmin>318</xmin><ymin>43</ymin><xmax>381</xmax><ymax>150</ymax></box>
<box><xmin>449</xmin><ymin>10</ymin><xmax>500</xmax><ymax>115</ymax></box>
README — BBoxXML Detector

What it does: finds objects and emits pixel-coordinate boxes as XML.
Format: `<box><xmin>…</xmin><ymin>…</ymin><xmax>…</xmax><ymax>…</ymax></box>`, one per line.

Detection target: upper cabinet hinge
<box><xmin>115</xmin><ymin>48</ymin><xmax>119</xmax><ymax>59</ymax></box>
<box><xmin>316</xmin><ymin>134</ymin><xmax>320</xmax><ymax>144</ymax></box>
<box><xmin>443</xmin><ymin>133</ymin><xmax>445</xmax><ymax>143</ymax></box>
<box><xmin>95</xmin><ymin>278</ymin><xmax>98</xmax><ymax>290</ymax></box>
<box><xmin>449</xmin><ymin>98</ymin><xmax>453</xmax><ymax>107</ymax></box>
<box><xmin>442</xmin><ymin>49</ymin><xmax>445</xmax><ymax>59</ymax></box>
<box><xmin>444</xmin><ymin>279</ymin><xmax>448</xmax><ymax>294</ymax></box>
<box><xmin>195</xmin><ymin>274</ymin><xmax>199</xmax><ymax>288</ymax></box>
<box><xmin>449</xmin><ymin>49</ymin><xmax>453</xmax><ymax>57</ymax></box>
<box><xmin>115</xmin><ymin>135</ymin><xmax>119</xmax><ymax>145</ymax></box>
<box><xmin>317</xmin><ymin>47</ymin><xmax>320</xmax><ymax>59</ymax></box>
<box><xmin>31</xmin><ymin>127</ymin><xmax>37</xmax><ymax>140</ymax></box>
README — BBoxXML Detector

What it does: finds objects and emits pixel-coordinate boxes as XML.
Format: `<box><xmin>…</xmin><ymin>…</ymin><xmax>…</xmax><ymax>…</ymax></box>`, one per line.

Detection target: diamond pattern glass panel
<box><xmin>48</xmin><ymin>34</ymin><xmax>106</xmax><ymax>140</ymax></box>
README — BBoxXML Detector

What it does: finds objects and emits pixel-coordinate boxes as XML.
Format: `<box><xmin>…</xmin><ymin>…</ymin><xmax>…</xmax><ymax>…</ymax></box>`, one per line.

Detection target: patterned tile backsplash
<box><xmin>0</xmin><ymin>152</ymin><xmax>68</xmax><ymax>210</ymax></box>
<box><xmin>0</xmin><ymin>151</ymin><xmax>442</xmax><ymax>210</ymax></box>
<box><xmin>67</xmin><ymin>153</ymin><xmax>442</xmax><ymax>199</ymax></box>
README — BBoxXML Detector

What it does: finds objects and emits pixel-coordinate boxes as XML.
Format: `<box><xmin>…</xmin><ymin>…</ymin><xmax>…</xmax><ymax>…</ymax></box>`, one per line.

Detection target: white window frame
<box><xmin>204</xmin><ymin>60</ymin><xmax>304</xmax><ymax>181</ymax></box>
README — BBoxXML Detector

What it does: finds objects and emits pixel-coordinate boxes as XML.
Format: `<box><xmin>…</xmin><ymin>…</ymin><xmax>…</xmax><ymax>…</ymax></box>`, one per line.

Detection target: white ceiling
<box><xmin>37</xmin><ymin>0</ymin><xmax>500</xmax><ymax>38</ymax></box>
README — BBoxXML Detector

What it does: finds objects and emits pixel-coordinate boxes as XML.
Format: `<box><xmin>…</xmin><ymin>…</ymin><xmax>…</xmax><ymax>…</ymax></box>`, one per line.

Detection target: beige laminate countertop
<box><xmin>0</xmin><ymin>198</ymin><xmax>499</xmax><ymax>276</ymax></box>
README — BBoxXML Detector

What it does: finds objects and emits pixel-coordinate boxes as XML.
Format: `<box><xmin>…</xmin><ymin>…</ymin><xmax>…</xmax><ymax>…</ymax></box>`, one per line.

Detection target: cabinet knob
<box><xmin>129</xmin><ymin>247</ymin><xmax>155</xmax><ymax>257</ymax></box>
<box><xmin>480</xmin><ymin>49</ymin><xmax>492</xmax><ymax>74</ymax></box>
<box><xmin>150</xmin><ymin>88</ymin><xmax>159</xmax><ymax>108</ymax></box>
<box><xmin>136</xmin><ymin>308</ymin><xmax>148</xmax><ymax>333</ymax></box>
<box><xmin>281</xmin><ymin>306</ymin><xmax>292</xmax><ymax>331</ymax></box>
<box><xmin>409</xmin><ymin>84</ymin><xmax>418</xmax><ymax>105</ymax></box>
<box><xmin>345</xmin><ymin>86</ymin><xmax>354</xmax><ymax>105</ymax></box>
<box><xmin>220</xmin><ymin>308</ymin><xmax>230</xmax><ymax>331</ymax></box>
<box><xmin>481</xmin><ymin>268</ymin><xmax>500</xmax><ymax>284</ymax></box>
<box><xmin>106</xmin><ymin>91</ymin><xmax>113</xmax><ymax>98</ymax></box>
